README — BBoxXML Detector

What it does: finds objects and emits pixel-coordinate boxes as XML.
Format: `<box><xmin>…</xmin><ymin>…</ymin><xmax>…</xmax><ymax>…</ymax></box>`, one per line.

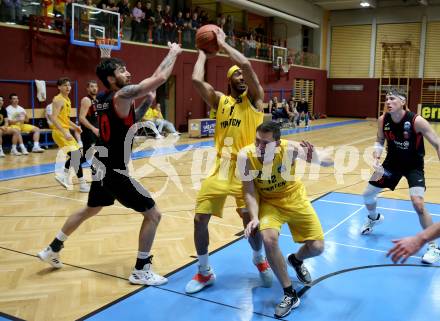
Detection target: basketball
<box><xmin>196</xmin><ymin>24</ymin><xmax>220</xmax><ymax>54</ymax></box>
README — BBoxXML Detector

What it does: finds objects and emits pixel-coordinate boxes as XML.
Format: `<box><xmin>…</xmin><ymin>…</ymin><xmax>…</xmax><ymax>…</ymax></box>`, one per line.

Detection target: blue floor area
<box><xmin>0</xmin><ymin>119</ymin><xmax>365</xmax><ymax>182</ymax></box>
<box><xmin>82</xmin><ymin>192</ymin><xmax>440</xmax><ymax>321</ymax></box>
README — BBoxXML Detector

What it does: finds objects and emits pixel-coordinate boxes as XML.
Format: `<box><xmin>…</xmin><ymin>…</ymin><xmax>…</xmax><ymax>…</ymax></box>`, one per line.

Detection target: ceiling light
<box><xmin>360</xmin><ymin>1</ymin><xmax>371</xmax><ymax>7</ymax></box>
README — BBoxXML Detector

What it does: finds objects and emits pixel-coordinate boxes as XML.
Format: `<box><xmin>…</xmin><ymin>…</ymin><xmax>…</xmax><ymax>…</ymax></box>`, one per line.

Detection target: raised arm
<box><xmin>115</xmin><ymin>42</ymin><xmax>182</xmax><ymax>118</ymax></box>
<box><xmin>215</xmin><ymin>28</ymin><xmax>264</xmax><ymax>111</ymax></box>
<box><xmin>134</xmin><ymin>91</ymin><xmax>156</xmax><ymax>122</ymax></box>
<box><xmin>192</xmin><ymin>50</ymin><xmax>222</xmax><ymax>109</ymax></box>
<box><xmin>79</xmin><ymin>97</ymin><xmax>99</xmax><ymax>137</ymax></box>
<box><xmin>414</xmin><ymin>116</ymin><xmax>440</xmax><ymax>161</ymax></box>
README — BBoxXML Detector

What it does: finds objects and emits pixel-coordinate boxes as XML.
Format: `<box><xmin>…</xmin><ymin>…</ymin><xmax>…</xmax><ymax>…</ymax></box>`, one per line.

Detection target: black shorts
<box><xmin>369</xmin><ymin>163</ymin><xmax>425</xmax><ymax>191</ymax></box>
<box><xmin>87</xmin><ymin>169</ymin><xmax>155</xmax><ymax>212</ymax></box>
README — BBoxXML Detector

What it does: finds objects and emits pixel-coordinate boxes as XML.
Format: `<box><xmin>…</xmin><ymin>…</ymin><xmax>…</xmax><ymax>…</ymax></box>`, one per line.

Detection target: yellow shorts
<box><xmin>259</xmin><ymin>183</ymin><xmax>324</xmax><ymax>243</ymax></box>
<box><xmin>195</xmin><ymin>157</ymin><xmax>245</xmax><ymax>218</ymax></box>
<box><xmin>52</xmin><ymin>128</ymin><xmax>80</xmax><ymax>152</ymax></box>
<box><xmin>10</xmin><ymin>123</ymin><xmax>36</xmax><ymax>133</ymax></box>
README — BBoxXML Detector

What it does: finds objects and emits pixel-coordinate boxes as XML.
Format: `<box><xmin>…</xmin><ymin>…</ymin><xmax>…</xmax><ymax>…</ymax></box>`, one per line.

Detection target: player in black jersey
<box><xmin>361</xmin><ymin>88</ymin><xmax>440</xmax><ymax>264</ymax></box>
<box><xmin>79</xmin><ymin>80</ymin><xmax>99</xmax><ymax>160</ymax></box>
<box><xmin>37</xmin><ymin>42</ymin><xmax>182</xmax><ymax>285</ymax></box>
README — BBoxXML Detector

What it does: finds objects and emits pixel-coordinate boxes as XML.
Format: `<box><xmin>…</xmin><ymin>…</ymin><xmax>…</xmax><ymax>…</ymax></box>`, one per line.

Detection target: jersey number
<box><xmin>229</xmin><ymin>105</ymin><xmax>235</xmax><ymax>116</ymax></box>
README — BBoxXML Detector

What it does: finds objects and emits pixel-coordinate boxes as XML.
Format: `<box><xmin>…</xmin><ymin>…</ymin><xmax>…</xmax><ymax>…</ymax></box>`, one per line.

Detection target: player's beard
<box><xmin>116</xmin><ymin>77</ymin><xmax>130</xmax><ymax>89</ymax></box>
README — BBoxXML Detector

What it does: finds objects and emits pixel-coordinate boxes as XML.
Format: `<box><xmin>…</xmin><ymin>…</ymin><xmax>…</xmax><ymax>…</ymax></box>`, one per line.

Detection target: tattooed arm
<box><xmin>114</xmin><ymin>42</ymin><xmax>182</xmax><ymax>118</ymax></box>
<box><xmin>135</xmin><ymin>91</ymin><xmax>156</xmax><ymax>122</ymax></box>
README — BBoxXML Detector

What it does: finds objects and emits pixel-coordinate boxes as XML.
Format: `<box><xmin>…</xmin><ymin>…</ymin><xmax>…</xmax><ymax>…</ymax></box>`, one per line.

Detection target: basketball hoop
<box><xmin>281</xmin><ymin>63</ymin><xmax>290</xmax><ymax>74</ymax></box>
<box><xmin>96</xmin><ymin>38</ymin><xmax>116</xmax><ymax>58</ymax></box>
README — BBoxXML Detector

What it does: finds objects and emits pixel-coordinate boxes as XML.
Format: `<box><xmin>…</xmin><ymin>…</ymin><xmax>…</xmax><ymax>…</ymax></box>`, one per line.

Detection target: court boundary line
<box><xmin>0</xmin><ymin>311</ymin><xmax>26</xmax><ymax>321</ymax></box>
<box><xmin>0</xmin><ymin>120</ymin><xmax>366</xmax><ymax>182</ymax></box>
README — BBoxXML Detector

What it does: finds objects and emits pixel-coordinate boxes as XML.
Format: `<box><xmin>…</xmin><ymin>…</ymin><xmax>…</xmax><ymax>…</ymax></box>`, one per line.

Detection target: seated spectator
<box><xmin>6</xmin><ymin>93</ymin><xmax>44</xmax><ymax>153</ymax></box>
<box><xmin>271</xmin><ymin>98</ymin><xmax>290</xmax><ymax>122</ymax></box>
<box><xmin>182</xmin><ymin>11</ymin><xmax>192</xmax><ymax>48</ymax></box>
<box><xmin>144</xmin><ymin>103</ymin><xmax>180</xmax><ymax>136</ymax></box>
<box><xmin>46</xmin><ymin>103</ymin><xmax>82</xmax><ymax>148</ymax></box>
<box><xmin>296</xmin><ymin>97</ymin><xmax>310</xmax><ymax>128</ymax></box>
<box><xmin>0</xmin><ymin>95</ymin><xmax>26</xmax><ymax>157</ymax></box>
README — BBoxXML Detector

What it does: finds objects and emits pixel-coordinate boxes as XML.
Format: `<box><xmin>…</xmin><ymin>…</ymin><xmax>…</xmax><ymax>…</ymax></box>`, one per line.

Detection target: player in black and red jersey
<box><xmin>37</xmin><ymin>43</ymin><xmax>182</xmax><ymax>285</ymax></box>
<box><xmin>361</xmin><ymin>88</ymin><xmax>440</xmax><ymax>264</ymax></box>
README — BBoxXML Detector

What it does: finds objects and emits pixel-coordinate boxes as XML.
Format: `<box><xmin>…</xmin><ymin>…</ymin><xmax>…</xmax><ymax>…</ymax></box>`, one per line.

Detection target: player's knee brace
<box><xmin>363</xmin><ymin>184</ymin><xmax>381</xmax><ymax>204</ymax></box>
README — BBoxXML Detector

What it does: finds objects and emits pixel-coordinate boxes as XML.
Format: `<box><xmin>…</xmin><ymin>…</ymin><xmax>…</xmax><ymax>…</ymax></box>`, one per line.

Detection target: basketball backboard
<box><xmin>70</xmin><ymin>3</ymin><xmax>121</xmax><ymax>50</ymax></box>
<box><xmin>272</xmin><ymin>45</ymin><xmax>287</xmax><ymax>70</ymax></box>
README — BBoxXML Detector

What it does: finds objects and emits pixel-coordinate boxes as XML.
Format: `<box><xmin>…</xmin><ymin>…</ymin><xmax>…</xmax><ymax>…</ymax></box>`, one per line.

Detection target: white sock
<box><xmin>253</xmin><ymin>249</ymin><xmax>264</xmax><ymax>262</ymax></box>
<box><xmin>0</xmin><ymin>146</ymin><xmax>3</xmax><ymax>152</ymax></box>
<box><xmin>34</xmin><ymin>142</ymin><xmax>40</xmax><ymax>148</ymax></box>
<box><xmin>56</xmin><ymin>231</ymin><xmax>68</xmax><ymax>242</ymax></box>
<box><xmin>19</xmin><ymin>143</ymin><xmax>26</xmax><ymax>150</ymax></box>
<box><xmin>11</xmin><ymin>144</ymin><xmax>17</xmax><ymax>151</ymax></box>
<box><xmin>198</xmin><ymin>254</ymin><xmax>209</xmax><ymax>271</ymax></box>
<box><xmin>367</xmin><ymin>209</ymin><xmax>379</xmax><ymax>220</ymax></box>
<box><xmin>137</xmin><ymin>251</ymin><xmax>150</xmax><ymax>259</ymax></box>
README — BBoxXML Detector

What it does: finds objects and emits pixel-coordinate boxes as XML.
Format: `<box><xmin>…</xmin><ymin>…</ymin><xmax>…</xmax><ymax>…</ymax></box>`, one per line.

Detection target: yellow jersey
<box><xmin>143</xmin><ymin>108</ymin><xmax>161</xmax><ymax>121</ymax></box>
<box><xmin>53</xmin><ymin>93</ymin><xmax>71</xmax><ymax>130</ymax></box>
<box><xmin>215</xmin><ymin>92</ymin><xmax>263</xmax><ymax>157</ymax></box>
<box><xmin>244</xmin><ymin>139</ymin><xmax>302</xmax><ymax>199</ymax></box>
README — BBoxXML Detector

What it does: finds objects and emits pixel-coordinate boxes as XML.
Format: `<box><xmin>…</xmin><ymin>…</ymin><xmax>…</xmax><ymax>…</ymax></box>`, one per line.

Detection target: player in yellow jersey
<box><xmin>239</xmin><ymin>121</ymin><xmax>333</xmax><ymax>318</ymax></box>
<box><xmin>51</xmin><ymin>77</ymin><xmax>90</xmax><ymax>193</ymax></box>
<box><xmin>185</xmin><ymin>28</ymin><xmax>271</xmax><ymax>294</ymax></box>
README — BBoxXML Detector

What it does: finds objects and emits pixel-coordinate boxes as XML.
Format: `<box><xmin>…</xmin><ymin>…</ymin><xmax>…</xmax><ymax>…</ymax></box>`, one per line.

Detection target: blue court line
<box><xmin>80</xmin><ymin>191</ymin><xmax>440</xmax><ymax>321</ymax></box>
<box><xmin>0</xmin><ymin>119</ymin><xmax>365</xmax><ymax>182</ymax></box>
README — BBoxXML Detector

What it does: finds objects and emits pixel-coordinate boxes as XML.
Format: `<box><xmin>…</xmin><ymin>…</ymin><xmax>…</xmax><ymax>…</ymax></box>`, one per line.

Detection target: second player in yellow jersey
<box><xmin>240</xmin><ymin>121</ymin><xmax>334</xmax><ymax>318</ymax></box>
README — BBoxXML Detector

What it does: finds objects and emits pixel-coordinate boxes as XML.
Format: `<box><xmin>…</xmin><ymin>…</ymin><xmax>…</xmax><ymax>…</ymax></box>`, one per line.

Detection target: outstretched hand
<box><xmin>300</xmin><ymin>140</ymin><xmax>314</xmax><ymax>162</ymax></box>
<box><xmin>214</xmin><ymin>27</ymin><xmax>227</xmax><ymax>47</ymax></box>
<box><xmin>168</xmin><ymin>42</ymin><xmax>182</xmax><ymax>55</ymax></box>
<box><xmin>387</xmin><ymin>236</ymin><xmax>424</xmax><ymax>263</ymax></box>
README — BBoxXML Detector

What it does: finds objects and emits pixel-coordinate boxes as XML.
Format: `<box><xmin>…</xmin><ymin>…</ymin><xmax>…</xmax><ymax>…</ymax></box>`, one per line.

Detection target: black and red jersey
<box><xmin>383</xmin><ymin>111</ymin><xmax>425</xmax><ymax>169</ymax></box>
<box><xmin>84</xmin><ymin>94</ymin><xmax>99</xmax><ymax>128</ymax></box>
<box><xmin>95</xmin><ymin>91</ymin><xmax>135</xmax><ymax>169</ymax></box>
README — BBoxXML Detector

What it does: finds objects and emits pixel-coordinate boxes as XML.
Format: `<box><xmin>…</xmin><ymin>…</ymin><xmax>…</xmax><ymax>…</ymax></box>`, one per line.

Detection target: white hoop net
<box><xmin>281</xmin><ymin>63</ymin><xmax>290</xmax><ymax>73</ymax></box>
<box><xmin>96</xmin><ymin>38</ymin><xmax>115</xmax><ymax>58</ymax></box>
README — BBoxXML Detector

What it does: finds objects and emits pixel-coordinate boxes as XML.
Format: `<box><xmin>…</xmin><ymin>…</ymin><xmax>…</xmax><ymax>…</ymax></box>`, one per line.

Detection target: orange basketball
<box><xmin>196</xmin><ymin>24</ymin><xmax>219</xmax><ymax>54</ymax></box>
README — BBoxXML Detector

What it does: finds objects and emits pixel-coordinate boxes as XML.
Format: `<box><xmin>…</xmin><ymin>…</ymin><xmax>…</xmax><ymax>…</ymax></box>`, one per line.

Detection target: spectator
<box><xmin>131</xmin><ymin>1</ymin><xmax>145</xmax><ymax>42</ymax></box>
<box><xmin>248</xmin><ymin>33</ymin><xmax>257</xmax><ymax>57</ymax></box>
<box><xmin>216</xmin><ymin>13</ymin><xmax>225</xmax><ymax>29</ymax></box>
<box><xmin>199</xmin><ymin>10</ymin><xmax>208</xmax><ymax>26</ymax></box>
<box><xmin>79</xmin><ymin>80</ymin><xmax>99</xmax><ymax>159</ymax></box>
<box><xmin>182</xmin><ymin>11</ymin><xmax>192</xmax><ymax>48</ymax></box>
<box><xmin>162</xmin><ymin>4</ymin><xmax>175</xmax><ymax>43</ymax></box>
<box><xmin>6</xmin><ymin>93</ymin><xmax>44</xmax><ymax>153</ymax></box>
<box><xmin>118</xmin><ymin>0</ymin><xmax>131</xmax><ymax>39</ymax></box>
<box><xmin>191</xmin><ymin>11</ymin><xmax>200</xmax><ymax>41</ymax></box>
<box><xmin>175</xmin><ymin>10</ymin><xmax>184</xmax><ymax>42</ymax></box>
<box><xmin>271</xmin><ymin>98</ymin><xmax>290</xmax><ymax>123</ymax></box>
<box><xmin>0</xmin><ymin>95</ymin><xmax>25</xmax><ymax>157</ymax></box>
<box><xmin>143</xmin><ymin>1</ymin><xmax>155</xmax><ymax>42</ymax></box>
<box><xmin>153</xmin><ymin>3</ymin><xmax>164</xmax><ymax>44</ymax></box>
<box><xmin>2</xmin><ymin>0</ymin><xmax>22</xmax><ymax>24</ymax></box>
<box><xmin>145</xmin><ymin>103</ymin><xmax>180</xmax><ymax>136</ymax></box>
<box><xmin>296</xmin><ymin>97</ymin><xmax>310</xmax><ymax>128</ymax></box>
<box><xmin>223</xmin><ymin>15</ymin><xmax>234</xmax><ymax>45</ymax></box>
